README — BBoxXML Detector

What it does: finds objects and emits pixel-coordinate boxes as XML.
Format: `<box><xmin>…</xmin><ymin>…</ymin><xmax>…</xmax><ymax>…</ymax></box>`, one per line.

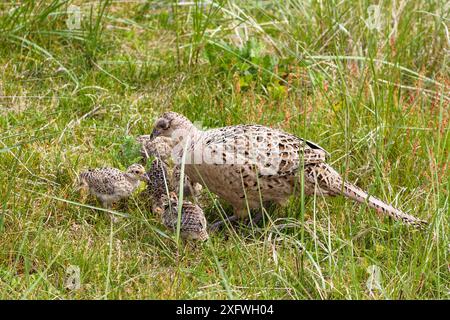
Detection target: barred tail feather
<box><xmin>305</xmin><ymin>163</ymin><xmax>427</xmax><ymax>229</ymax></box>
<box><xmin>340</xmin><ymin>181</ymin><xmax>427</xmax><ymax>229</ymax></box>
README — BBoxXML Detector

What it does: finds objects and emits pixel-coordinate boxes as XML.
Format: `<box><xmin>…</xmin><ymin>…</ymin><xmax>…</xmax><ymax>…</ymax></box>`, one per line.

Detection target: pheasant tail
<box><xmin>341</xmin><ymin>181</ymin><xmax>427</xmax><ymax>229</ymax></box>
<box><xmin>311</xmin><ymin>163</ymin><xmax>427</xmax><ymax>229</ymax></box>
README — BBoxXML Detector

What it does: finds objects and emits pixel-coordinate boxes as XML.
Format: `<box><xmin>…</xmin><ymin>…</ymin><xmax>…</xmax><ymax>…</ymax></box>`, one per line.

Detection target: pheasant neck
<box><xmin>171</xmin><ymin>126</ymin><xmax>203</xmax><ymax>163</ymax></box>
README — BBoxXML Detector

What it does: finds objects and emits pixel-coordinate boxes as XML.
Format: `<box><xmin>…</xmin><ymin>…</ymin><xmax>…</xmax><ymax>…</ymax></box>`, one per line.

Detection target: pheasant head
<box><xmin>151</xmin><ymin>112</ymin><xmax>197</xmax><ymax>140</ymax></box>
<box><xmin>125</xmin><ymin>163</ymin><xmax>146</xmax><ymax>181</ymax></box>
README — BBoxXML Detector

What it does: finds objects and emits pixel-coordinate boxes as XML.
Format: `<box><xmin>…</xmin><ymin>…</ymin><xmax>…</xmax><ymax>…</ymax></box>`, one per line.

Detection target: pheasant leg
<box><xmin>209</xmin><ymin>215</ymin><xmax>239</xmax><ymax>232</ymax></box>
<box><xmin>248</xmin><ymin>212</ymin><xmax>263</xmax><ymax>227</ymax></box>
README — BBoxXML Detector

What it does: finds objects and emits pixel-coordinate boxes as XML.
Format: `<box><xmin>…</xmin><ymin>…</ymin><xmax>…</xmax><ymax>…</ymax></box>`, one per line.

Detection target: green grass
<box><xmin>0</xmin><ymin>0</ymin><xmax>448</xmax><ymax>299</ymax></box>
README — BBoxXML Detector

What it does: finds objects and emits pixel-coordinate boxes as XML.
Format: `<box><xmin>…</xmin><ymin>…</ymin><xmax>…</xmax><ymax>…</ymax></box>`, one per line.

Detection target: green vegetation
<box><xmin>0</xmin><ymin>0</ymin><xmax>448</xmax><ymax>299</ymax></box>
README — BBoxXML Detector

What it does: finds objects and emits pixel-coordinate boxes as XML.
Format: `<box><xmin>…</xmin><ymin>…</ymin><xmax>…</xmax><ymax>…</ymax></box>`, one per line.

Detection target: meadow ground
<box><xmin>0</xmin><ymin>0</ymin><xmax>448</xmax><ymax>299</ymax></box>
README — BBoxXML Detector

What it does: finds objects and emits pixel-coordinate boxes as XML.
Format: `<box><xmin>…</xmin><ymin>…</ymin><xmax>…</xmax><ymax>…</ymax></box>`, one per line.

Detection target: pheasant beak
<box><xmin>150</xmin><ymin>128</ymin><xmax>161</xmax><ymax>139</ymax></box>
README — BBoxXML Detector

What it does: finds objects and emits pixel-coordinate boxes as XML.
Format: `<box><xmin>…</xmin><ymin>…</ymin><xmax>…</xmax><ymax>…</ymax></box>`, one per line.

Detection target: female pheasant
<box><xmin>150</xmin><ymin>112</ymin><xmax>427</xmax><ymax>230</ymax></box>
<box><xmin>146</xmin><ymin>157</ymin><xmax>209</xmax><ymax>241</ymax></box>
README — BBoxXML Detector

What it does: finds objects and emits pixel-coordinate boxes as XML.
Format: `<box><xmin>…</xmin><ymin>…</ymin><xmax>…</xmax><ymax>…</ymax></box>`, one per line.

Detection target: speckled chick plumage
<box><xmin>150</xmin><ymin>112</ymin><xmax>427</xmax><ymax>229</ymax></box>
<box><xmin>146</xmin><ymin>158</ymin><xmax>209</xmax><ymax>241</ymax></box>
<box><xmin>137</xmin><ymin>134</ymin><xmax>202</xmax><ymax>198</ymax></box>
<box><xmin>146</xmin><ymin>157</ymin><xmax>170</xmax><ymax>202</ymax></box>
<box><xmin>79</xmin><ymin>164</ymin><xmax>146</xmax><ymax>208</ymax></box>
<box><xmin>136</xmin><ymin>135</ymin><xmax>174</xmax><ymax>161</ymax></box>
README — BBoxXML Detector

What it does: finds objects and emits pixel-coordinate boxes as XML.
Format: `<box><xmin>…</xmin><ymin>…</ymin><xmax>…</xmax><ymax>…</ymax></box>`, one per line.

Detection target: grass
<box><xmin>0</xmin><ymin>0</ymin><xmax>448</xmax><ymax>299</ymax></box>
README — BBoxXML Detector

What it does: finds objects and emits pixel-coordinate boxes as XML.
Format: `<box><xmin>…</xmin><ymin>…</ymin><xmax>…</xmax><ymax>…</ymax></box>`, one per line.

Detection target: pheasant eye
<box><xmin>157</xmin><ymin>119</ymin><xmax>170</xmax><ymax>130</ymax></box>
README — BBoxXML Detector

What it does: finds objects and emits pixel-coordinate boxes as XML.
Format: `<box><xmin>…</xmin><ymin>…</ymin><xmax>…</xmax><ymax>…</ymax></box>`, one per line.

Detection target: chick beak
<box><xmin>141</xmin><ymin>172</ymin><xmax>150</xmax><ymax>182</ymax></box>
